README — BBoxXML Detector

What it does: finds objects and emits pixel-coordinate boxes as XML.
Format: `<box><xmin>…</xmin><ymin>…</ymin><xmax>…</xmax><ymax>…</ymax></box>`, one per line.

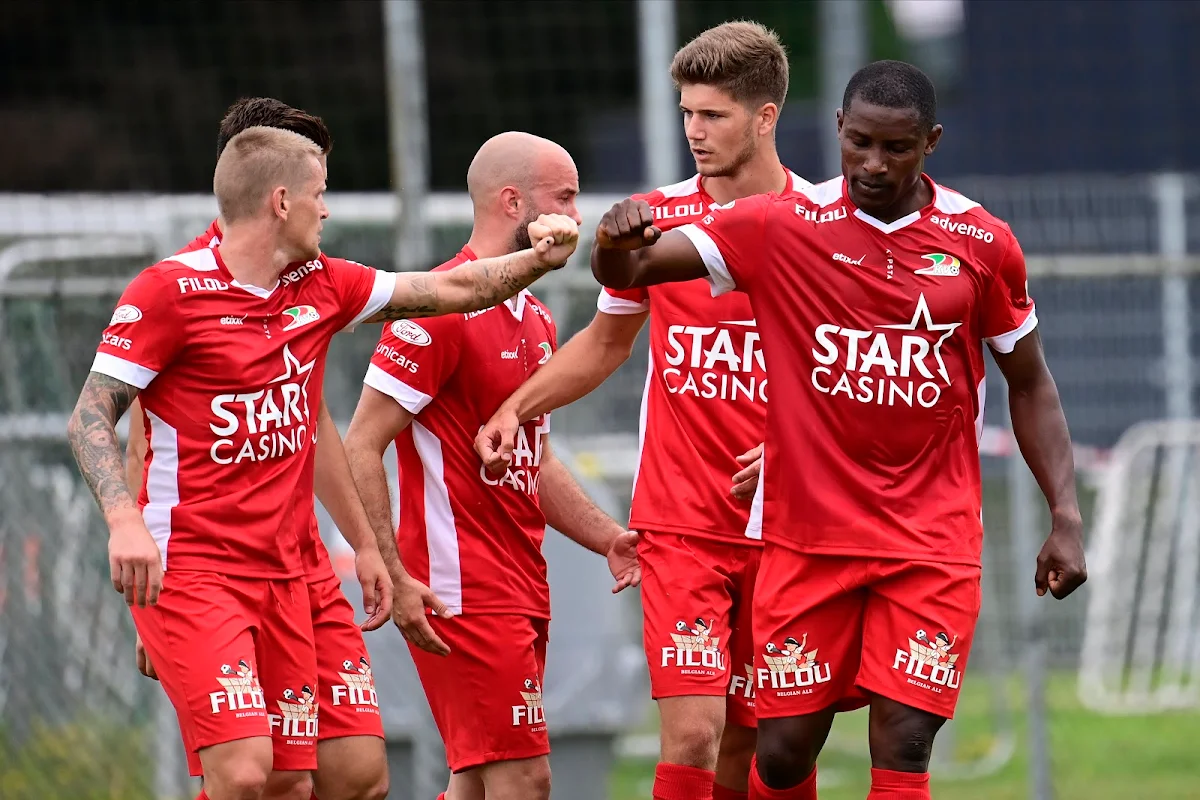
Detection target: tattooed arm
<box><xmin>67</xmin><ymin>372</ymin><xmax>163</xmax><ymax>607</ymax></box>
<box><xmin>365</xmin><ymin>213</ymin><xmax>579</xmax><ymax>322</ymax></box>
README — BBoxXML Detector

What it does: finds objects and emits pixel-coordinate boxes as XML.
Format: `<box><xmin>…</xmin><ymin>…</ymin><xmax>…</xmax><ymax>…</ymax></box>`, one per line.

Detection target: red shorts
<box><xmin>639</xmin><ymin>532</ymin><xmax>761</xmax><ymax>728</ymax></box>
<box><xmin>753</xmin><ymin>546</ymin><xmax>981</xmax><ymax>720</ymax></box>
<box><xmin>308</xmin><ymin>567</ymin><xmax>384</xmax><ymax>741</ymax></box>
<box><xmin>132</xmin><ymin>571</ymin><xmax>318</xmax><ymax>776</ymax></box>
<box><xmin>408</xmin><ymin>614</ymin><xmax>550</xmax><ymax>772</ymax></box>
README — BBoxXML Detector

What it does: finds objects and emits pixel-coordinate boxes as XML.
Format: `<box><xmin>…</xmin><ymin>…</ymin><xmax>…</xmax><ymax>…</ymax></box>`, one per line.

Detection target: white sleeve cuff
<box><xmin>677</xmin><ymin>224</ymin><xmax>736</xmax><ymax>297</ymax></box>
<box><xmin>91</xmin><ymin>353</ymin><xmax>157</xmax><ymax>390</ymax></box>
<box><xmin>364</xmin><ymin>363</ymin><xmax>433</xmax><ymax>414</ymax></box>
<box><xmin>986</xmin><ymin>307</ymin><xmax>1038</xmax><ymax>354</ymax></box>
<box><xmin>597</xmin><ymin>289</ymin><xmax>649</xmax><ymax>315</ymax></box>
<box><xmin>345</xmin><ymin>270</ymin><xmax>399</xmax><ymax>332</ymax></box>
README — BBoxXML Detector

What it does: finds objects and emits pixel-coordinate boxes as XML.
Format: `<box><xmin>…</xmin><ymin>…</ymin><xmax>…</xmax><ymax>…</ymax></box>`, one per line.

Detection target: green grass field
<box><xmin>609</xmin><ymin>674</ymin><xmax>1200</xmax><ymax>799</ymax></box>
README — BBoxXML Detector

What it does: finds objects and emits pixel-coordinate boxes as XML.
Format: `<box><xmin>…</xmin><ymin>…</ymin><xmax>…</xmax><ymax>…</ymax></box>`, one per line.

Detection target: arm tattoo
<box><xmin>374</xmin><ymin>253</ymin><xmax>554</xmax><ymax>320</ymax></box>
<box><xmin>67</xmin><ymin>372</ymin><xmax>140</xmax><ymax>518</ymax></box>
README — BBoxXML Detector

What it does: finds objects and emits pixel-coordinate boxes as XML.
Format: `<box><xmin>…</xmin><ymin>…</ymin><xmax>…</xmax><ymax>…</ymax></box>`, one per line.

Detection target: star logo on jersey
<box><xmin>537</xmin><ymin>342</ymin><xmax>553</xmax><ymax>364</ymax></box>
<box><xmin>877</xmin><ymin>294</ymin><xmax>961</xmax><ymax>385</ymax></box>
<box><xmin>271</xmin><ymin>343</ymin><xmax>316</xmax><ymax>387</ymax></box>
<box><xmin>914</xmin><ymin>253</ymin><xmax>961</xmax><ymax>277</ymax></box>
<box><xmin>282</xmin><ymin>305</ymin><xmax>321</xmax><ymax>331</ymax></box>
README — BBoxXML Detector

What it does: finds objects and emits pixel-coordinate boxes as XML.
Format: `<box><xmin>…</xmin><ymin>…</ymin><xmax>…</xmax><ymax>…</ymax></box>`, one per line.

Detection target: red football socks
<box><xmin>867</xmin><ymin>768</ymin><xmax>931</xmax><ymax>799</ymax></box>
<box><xmin>195</xmin><ymin>792</ymin><xmax>209</xmax><ymax>800</ymax></box>
<box><xmin>713</xmin><ymin>782</ymin><xmax>750</xmax><ymax>800</ymax></box>
<box><xmin>748</xmin><ymin>758</ymin><xmax>817</xmax><ymax>800</ymax></box>
<box><xmin>654</xmin><ymin>763</ymin><xmax>716</xmax><ymax>799</ymax></box>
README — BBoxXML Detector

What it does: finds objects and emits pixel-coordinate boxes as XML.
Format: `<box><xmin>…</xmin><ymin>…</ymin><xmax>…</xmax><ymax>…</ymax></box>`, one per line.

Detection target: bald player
<box><xmin>345</xmin><ymin>132</ymin><xmax>641</xmax><ymax>800</ymax></box>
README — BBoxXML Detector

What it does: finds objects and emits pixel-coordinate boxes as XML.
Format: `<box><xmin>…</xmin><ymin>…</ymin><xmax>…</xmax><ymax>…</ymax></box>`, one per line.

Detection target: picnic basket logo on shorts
<box><xmin>892</xmin><ymin>628</ymin><xmax>961</xmax><ymax>692</ymax></box>
<box><xmin>512</xmin><ymin>677</ymin><xmax>545</xmax><ymax>727</ymax></box>
<box><xmin>270</xmin><ymin>685</ymin><xmax>319</xmax><ymax>743</ymax></box>
<box><xmin>209</xmin><ymin>659</ymin><xmax>266</xmax><ymax>715</ymax></box>
<box><xmin>662</xmin><ymin>617</ymin><xmax>727</xmax><ymax>673</ymax></box>
<box><xmin>728</xmin><ymin>662</ymin><xmax>757</xmax><ymax>703</ymax></box>
<box><xmin>333</xmin><ymin>656</ymin><xmax>380</xmax><ymax>712</ymax></box>
<box><xmin>756</xmin><ymin>634</ymin><xmax>831</xmax><ymax>694</ymax></box>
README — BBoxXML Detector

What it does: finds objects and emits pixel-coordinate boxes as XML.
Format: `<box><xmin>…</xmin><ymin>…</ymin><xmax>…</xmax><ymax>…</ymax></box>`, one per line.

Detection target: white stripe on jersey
<box><xmin>676</xmin><ymin>224</ymin><xmax>735</xmax><ymax>296</ymax></box>
<box><xmin>364</xmin><ymin>363</ymin><xmax>434</xmax><ymax>415</ymax></box>
<box><xmin>986</xmin><ymin>307</ymin><xmax>1039</xmax><ymax>354</ymax></box>
<box><xmin>91</xmin><ymin>352</ymin><xmax>158</xmax><ymax>390</ymax></box>
<box><xmin>597</xmin><ymin>291</ymin><xmax>650</xmax><ymax>315</ymax></box>
<box><xmin>143</xmin><ymin>409</ymin><xmax>180</xmax><ymax>570</ymax></box>
<box><xmin>347</xmin><ymin>270</ymin><xmax>399</xmax><ymax>332</ymax></box>
<box><xmin>746</xmin><ymin>455</ymin><xmax>763</xmax><ymax>541</ymax></box>
<box><xmin>410</xmin><ymin>421</ymin><xmax>463</xmax><ymax>615</ymax></box>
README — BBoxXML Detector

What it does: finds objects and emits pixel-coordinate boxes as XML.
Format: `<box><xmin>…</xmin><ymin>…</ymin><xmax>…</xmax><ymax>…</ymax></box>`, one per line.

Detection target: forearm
<box><xmin>1010</xmin><ymin>376</ymin><xmax>1080</xmax><ymax>519</ymax></box>
<box><xmin>313</xmin><ymin>416</ymin><xmax>378</xmax><ymax>555</ymax></box>
<box><xmin>373</xmin><ymin>249</ymin><xmax>556</xmax><ymax>321</ymax></box>
<box><xmin>345</xmin><ymin>445</ymin><xmax>406</xmax><ymax>578</ymax></box>
<box><xmin>591</xmin><ymin>232</ymin><xmax>707</xmax><ymax>290</ymax></box>
<box><xmin>68</xmin><ymin>373</ymin><xmax>140</xmax><ymax>523</ymax></box>
<box><xmin>539</xmin><ymin>451</ymin><xmax>625</xmax><ymax>555</ymax></box>
<box><xmin>507</xmin><ymin>328</ymin><xmax>632</xmax><ymax>423</ymax></box>
<box><xmin>591</xmin><ymin>242</ymin><xmax>645</xmax><ymax>290</ymax></box>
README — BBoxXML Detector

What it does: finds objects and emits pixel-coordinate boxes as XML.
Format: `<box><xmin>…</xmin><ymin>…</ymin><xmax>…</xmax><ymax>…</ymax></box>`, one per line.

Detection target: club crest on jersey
<box><xmin>271</xmin><ymin>685</ymin><xmax>319</xmax><ymax>743</ymax></box>
<box><xmin>662</xmin><ymin>617</ymin><xmax>726</xmax><ymax>673</ymax></box>
<box><xmin>333</xmin><ymin>657</ymin><xmax>379</xmax><ymax>711</ymax></box>
<box><xmin>209</xmin><ymin>659</ymin><xmax>266</xmax><ymax>715</ymax></box>
<box><xmin>893</xmin><ymin>629</ymin><xmax>961</xmax><ymax>693</ymax></box>
<box><xmin>391</xmin><ymin>319</ymin><xmax>431</xmax><ymax>346</ymax></box>
<box><xmin>109</xmin><ymin>304</ymin><xmax>143</xmax><ymax>325</ymax></box>
<box><xmin>914</xmin><ymin>253</ymin><xmax>961</xmax><ymax>277</ymax></box>
<box><xmin>282</xmin><ymin>305</ymin><xmax>321</xmax><ymax>331</ymax></box>
<box><xmin>512</xmin><ymin>677</ymin><xmax>545</xmax><ymax>728</ymax></box>
<box><xmin>757</xmin><ymin>634</ymin><xmax>831</xmax><ymax>694</ymax></box>
<box><xmin>537</xmin><ymin>342</ymin><xmax>553</xmax><ymax>364</ymax></box>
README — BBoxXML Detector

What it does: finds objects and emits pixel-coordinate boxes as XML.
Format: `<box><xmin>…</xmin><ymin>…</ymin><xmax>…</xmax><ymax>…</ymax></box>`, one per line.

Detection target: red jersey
<box><xmin>679</xmin><ymin>176</ymin><xmax>1037</xmax><ymax>566</ymax></box>
<box><xmin>364</xmin><ymin>247</ymin><xmax>558</xmax><ymax>618</ymax></box>
<box><xmin>93</xmin><ymin>242</ymin><xmax>396</xmax><ymax>577</ymax></box>
<box><xmin>599</xmin><ymin>171</ymin><xmax>810</xmax><ymax>545</ymax></box>
<box><xmin>173</xmin><ymin>221</ymin><xmax>332</xmax><ymax>578</ymax></box>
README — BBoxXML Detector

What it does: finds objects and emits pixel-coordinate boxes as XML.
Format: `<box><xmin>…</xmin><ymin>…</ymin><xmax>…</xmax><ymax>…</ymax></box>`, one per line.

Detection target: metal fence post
<box><xmin>1157</xmin><ymin>173</ymin><xmax>1191</xmax><ymax>420</ymax></box>
<box><xmin>383</xmin><ymin>0</ymin><xmax>431</xmax><ymax>273</ymax></box>
<box><xmin>638</xmin><ymin>0</ymin><xmax>680</xmax><ymax>190</ymax></box>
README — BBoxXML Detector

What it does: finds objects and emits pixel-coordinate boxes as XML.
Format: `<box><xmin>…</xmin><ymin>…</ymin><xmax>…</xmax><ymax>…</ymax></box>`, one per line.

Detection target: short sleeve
<box><xmin>363</xmin><ymin>315</ymin><xmax>464</xmax><ymax>414</ymax></box>
<box><xmin>676</xmin><ymin>195</ymin><xmax>772</xmax><ymax>297</ymax></box>
<box><xmin>325</xmin><ymin>257</ymin><xmax>398</xmax><ymax>332</ymax></box>
<box><xmin>91</xmin><ymin>269</ymin><xmax>182</xmax><ymax>389</ymax></box>
<box><xmin>597</xmin><ymin>286</ymin><xmax>649</xmax><ymax>315</ymax></box>
<box><xmin>982</xmin><ymin>235</ymin><xmax>1038</xmax><ymax>353</ymax></box>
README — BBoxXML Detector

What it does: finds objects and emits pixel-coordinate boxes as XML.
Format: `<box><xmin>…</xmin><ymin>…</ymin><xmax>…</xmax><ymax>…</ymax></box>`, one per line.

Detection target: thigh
<box><xmin>753</xmin><ymin>547</ymin><xmax>868</xmax><ymax>719</ymax></box>
<box><xmin>256</xmin><ymin>577</ymin><xmax>319</xmax><ymax>773</ymax></box>
<box><xmin>408</xmin><ymin>614</ymin><xmax>550</xmax><ymax>773</ymax></box>
<box><xmin>132</xmin><ymin>571</ymin><xmax>269</xmax><ymax>777</ymax></box>
<box><xmin>639</xmin><ymin>532</ymin><xmax>738</xmax><ymax>701</ymax></box>
<box><xmin>857</xmin><ymin>560</ymin><xmax>982</xmax><ymax>719</ymax></box>
<box><xmin>307</xmin><ymin>569</ymin><xmax>384</xmax><ymax>741</ymax></box>
<box><xmin>726</xmin><ymin>546</ymin><xmax>761</xmax><ymax>728</ymax></box>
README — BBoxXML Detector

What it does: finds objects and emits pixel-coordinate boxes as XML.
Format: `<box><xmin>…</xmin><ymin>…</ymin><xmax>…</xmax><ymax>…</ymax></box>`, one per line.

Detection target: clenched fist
<box><xmin>595</xmin><ymin>199</ymin><xmax>662</xmax><ymax>251</ymax></box>
<box><xmin>529</xmin><ymin>214</ymin><xmax>580</xmax><ymax>269</ymax></box>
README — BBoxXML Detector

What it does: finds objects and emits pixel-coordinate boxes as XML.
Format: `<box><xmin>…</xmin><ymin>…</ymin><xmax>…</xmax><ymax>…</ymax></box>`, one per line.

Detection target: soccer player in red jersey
<box><xmin>344</xmin><ymin>132</ymin><xmax>641</xmax><ymax>800</ymax></box>
<box><xmin>474</xmin><ymin>22</ymin><xmax>805</xmax><ymax>800</ymax></box>
<box><xmin>124</xmin><ymin>97</ymin><xmax>407</xmax><ymax>800</ymax></box>
<box><xmin>67</xmin><ymin>126</ymin><xmax>579</xmax><ymax>800</ymax></box>
<box><xmin>591</xmin><ymin>60</ymin><xmax>1087</xmax><ymax>800</ymax></box>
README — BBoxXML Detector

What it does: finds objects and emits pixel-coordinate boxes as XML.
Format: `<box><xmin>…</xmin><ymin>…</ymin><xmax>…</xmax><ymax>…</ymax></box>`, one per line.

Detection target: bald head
<box><xmin>465</xmin><ymin>132</ymin><xmax>581</xmax><ymax>251</ymax></box>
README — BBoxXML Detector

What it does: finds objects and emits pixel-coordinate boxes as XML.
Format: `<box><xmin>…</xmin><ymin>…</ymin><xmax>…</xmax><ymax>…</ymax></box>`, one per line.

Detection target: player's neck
<box><xmin>217</xmin><ymin>223</ymin><xmax>292</xmax><ymax>289</ymax></box>
<box><xmin>702</xmin><ymin>148</ymin><xmax>787</xmax><ymax>206</ymax></box>
<box><xmin>463</xmin><ymin>228</ymin><xmax>515</xmax><ymax>261</ymax></box>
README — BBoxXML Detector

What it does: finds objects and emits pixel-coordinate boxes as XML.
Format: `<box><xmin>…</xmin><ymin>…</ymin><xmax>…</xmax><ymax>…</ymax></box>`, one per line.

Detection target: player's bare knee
<box><xmin>869</xmin><ymin>703</ymin><xmax>945</xmax><ymax>772</ymax></box>
<box><xmin>261</xmin><ymin>770</ymin><xmax>314</xmax><ymax>800</ymax></box>
<box><xmin>209</xmin><ymin>761</ymin><xmax>272</xmax><ymax>800</ymax></box>
<box><xmin>485</xmin><ymin>757</ymin><xmax>551</xmax><ymax>800</ymax></box>
<box><xmin>661</xmin><ymin>718</ymin><xmax>723</xmax><ymax>769</ymax></box>
<box><xmin>716</xmin><ymin>724</ymin><xmax>756</xmax><ymax>779</ymax></box>
<box><xmin>756</xmin><ymin>720</ymin><xmax>819</xmax><ymax>788</ymax></box>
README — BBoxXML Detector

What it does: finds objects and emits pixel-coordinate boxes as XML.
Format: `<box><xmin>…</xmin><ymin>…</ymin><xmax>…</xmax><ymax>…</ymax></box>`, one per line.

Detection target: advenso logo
<box><xmin>110</xmin><ymin>304</ymin><xmax>143</xmax><ymax>325</ymax></box>
<box><xmin>929</xmin><ymin>215</ymin><xmax>994</xmax><ymax>243</ymax></box>
<box><xmin>391</xmin><ymin>320</ymin><xmax>431</xmax><ymax>347</ymax></box>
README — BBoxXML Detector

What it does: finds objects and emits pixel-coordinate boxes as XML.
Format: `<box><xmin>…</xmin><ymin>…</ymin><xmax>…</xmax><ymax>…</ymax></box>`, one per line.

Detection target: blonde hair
<box><xmin>213</xmin><ymin>126</ymin><xmax>323</xmax><ymax>223</ymax></box>
<box><xmin>670</xmin><ymin>21</ymin><xmax>789</xmax><ymax>108</ymax></box>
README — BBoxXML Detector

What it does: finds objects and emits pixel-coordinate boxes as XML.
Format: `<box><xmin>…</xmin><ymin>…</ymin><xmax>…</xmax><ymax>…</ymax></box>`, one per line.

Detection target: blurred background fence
<box><xmin>2</xmin><ymin>1</ymin><xmax>1200</xmax><ymax>798</ymax></box>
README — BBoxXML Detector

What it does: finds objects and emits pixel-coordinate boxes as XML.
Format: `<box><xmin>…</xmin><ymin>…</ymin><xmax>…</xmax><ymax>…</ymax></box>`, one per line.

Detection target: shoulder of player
<box><xmin>636</xmin><ymin>174</ymin><xmax>703</xmax><ymax>206</ymax></box>
<box><xmin>927</xmin><ymin>181</ymin><xmax>1018</xmax><ymax>255</ymax></box>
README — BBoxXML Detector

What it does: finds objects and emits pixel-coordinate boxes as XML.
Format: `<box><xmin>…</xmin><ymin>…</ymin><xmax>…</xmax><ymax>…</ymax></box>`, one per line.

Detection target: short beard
<box><xmin>698</xmin><ymin>125</ymin><xmax>758</xmax><ymax>179</ymax></box>
<box><xmin>510</xmin><ymin>208</ymin><xmax>540</xmax><ymax>253</ymax></box>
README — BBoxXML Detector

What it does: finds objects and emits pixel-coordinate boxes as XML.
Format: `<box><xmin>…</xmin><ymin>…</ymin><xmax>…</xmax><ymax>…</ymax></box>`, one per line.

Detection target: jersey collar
<box><xmin>842</xmin><ymin>174</ymin><xmax>938</xmax><ymax>235</ymax></box>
